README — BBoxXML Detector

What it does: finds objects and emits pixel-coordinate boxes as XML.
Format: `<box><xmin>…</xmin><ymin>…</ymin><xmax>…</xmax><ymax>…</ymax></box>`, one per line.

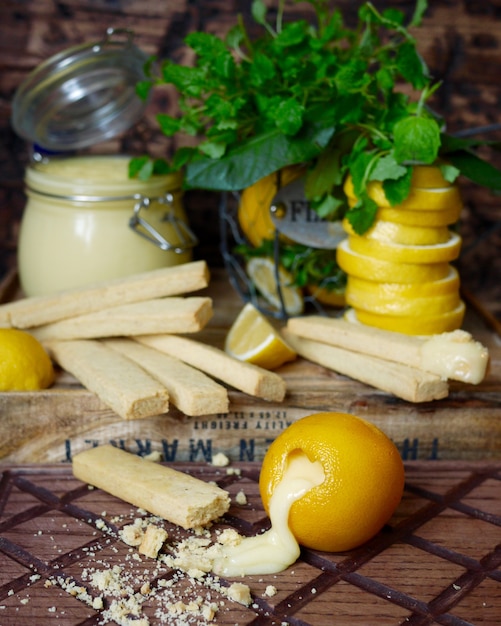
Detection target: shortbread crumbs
<box><xmin>211</xmin><ymin>452</ymin><xmax>230</xmax><ymax>467</ymax></box>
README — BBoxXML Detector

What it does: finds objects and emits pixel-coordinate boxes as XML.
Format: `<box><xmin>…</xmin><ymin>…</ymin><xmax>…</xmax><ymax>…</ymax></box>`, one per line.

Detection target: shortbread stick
<box><xmin>286</xmin><ymin>313</ymin><xmax>489</xmax><ymax>384</ymax></box>
<box><xmin>282</xmin><ymin>329</ymin><xmax>448</xmax><ymax>403</ymax></box>
<box><xmin>136</xmin><ymin>334</ymin><xmax>286</xmax><ymax>402</ymax></box>
<box><xmin>104</xmin><ymin>338</ymin><xmax>229</xmax><ymax>416</ymax></box>
<box><xmin>0</xmin><ymin>260</ymin><xmax>209</xmax><ymax>329</ymax></box>
<box><xmin>45</xmin><ymin>339</ymin><xmax>170</xmax><ymax>420</ymax></box>
<box><xmin>31</xmin><ymin>297</ymin><xmax>213</xmax><ymax>342</ymax></box>
<box><xmin>72</xmin><ymin>445</ymin><xmax>231</xmax><ymax>529</ymax></box>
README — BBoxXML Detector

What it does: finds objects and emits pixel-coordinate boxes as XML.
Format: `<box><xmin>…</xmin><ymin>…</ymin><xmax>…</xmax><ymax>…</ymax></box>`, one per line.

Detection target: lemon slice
<box><xmin>375</xmin><ymin>205</ymin><xmax>461</xmax><ymax>227</ymax></box>
<box><xmin>344</xmin><ymin>176</ymin><xmax>463</xmax><ymax>211</ymax></box>
<box><xmin>348</xmin><ymin>232</ymin><xmax>461</xmax><ymax>264</ymax></box>
<box><xmin>410</xmin><ymin>165</ymin><xmax>454</xmax><ymax>188</ymax></box>
<box><xmin>246</xmin><ymin>257</ymin><xmax>304</xmax><ymax>315</ymax></box>
<box><xmin>346</xmin><ymin>301</ymin><xmax>466</xmax><ymax>335</ymax></box>
<box><xmin>346</xmin><ymin>267</ymin><xmax>460</xmax><ymax>299</ymax></box>
<box><xmin>346</xmin><ymin>286</ymin><xmax>460</xmax><ymax>317</ymax></box>
<box><xmin>225</xmin><ymin>302</ymin><xmax>297</xmax><ymax>369</ymax></box>
<box><xmin>337</xmin><ymin>239</ymin><xmax>452</xmax><ymax>284</ymax></box>
<box><xmin>342</xmin><ymin>217</ymin><xmax>450</xmax><ymax>246</ymax></box>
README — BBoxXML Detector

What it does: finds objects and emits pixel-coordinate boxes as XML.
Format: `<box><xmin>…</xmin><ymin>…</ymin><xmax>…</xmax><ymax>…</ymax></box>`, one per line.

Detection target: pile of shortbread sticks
<box><xmin>0</xmin><ymin>261</ymin><xmax>286</xmax><ymax>420</ymax></box>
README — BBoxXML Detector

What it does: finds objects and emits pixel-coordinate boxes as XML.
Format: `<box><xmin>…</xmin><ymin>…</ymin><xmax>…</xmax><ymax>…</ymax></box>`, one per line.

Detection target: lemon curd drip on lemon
<box><xmin>214</xmin><ymin>413</ymin><xmax>404</xmax><ymax>576</ymax></box>
<box><xmin>213</xmin><ymin>451</ymin><xmax>325</xmax><ymax>576</ymax></box>
<box><xmin>339</xmin><ymin>165</ymin><xmax>465</xmax><ymax>335</ymax></box>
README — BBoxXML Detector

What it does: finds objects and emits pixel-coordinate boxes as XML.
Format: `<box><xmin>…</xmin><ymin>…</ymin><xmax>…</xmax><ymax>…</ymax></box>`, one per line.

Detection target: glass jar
<box><xmin>18</xmin><ymin>155</ymin><xmax>196</xmax><ymax>296</ymax></box>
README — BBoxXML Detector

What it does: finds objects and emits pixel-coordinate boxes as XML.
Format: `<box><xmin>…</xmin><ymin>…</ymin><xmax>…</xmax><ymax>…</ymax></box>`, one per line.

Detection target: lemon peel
<box><xmin>225</xmin><ymin>302</ymin><xmax>297</xmax><ymax>370</ymax></box>
<box><xmin>246</xmin><ymin>257</ymin><xmax>304</xmax><ymax>316</ymax></box>
<box><xmin>0</xmin><ymin>328</ymin><xmax>54</xmax><ymax>391</ymax></box>
<box><xmin>336</xmin><ymin>239</ymin><xmax>451</xmax><ymax>284</ymax></box>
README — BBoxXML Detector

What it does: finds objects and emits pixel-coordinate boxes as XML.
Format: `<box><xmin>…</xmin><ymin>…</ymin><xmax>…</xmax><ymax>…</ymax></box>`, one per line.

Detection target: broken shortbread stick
<box><xmin>282</xmin><ymin>329</ymin><xmax>448</xmax><ymax>403</ymax></box>
<box><xmin>136</xmin><ymin>334</ymin><xmax>286</xmax><ymax>402</ymax></box>
<box><xmin>72</xmin><ymin>445</ymin><xmax>231</xmax><ymax>529</ymax></box>
<box><xmin>104</xmin><ymin>338</ymin><xmax>229</xmax><ymax>416</ymax></box>
<box><xmin>31</xmin><ymin>297</ymin><xmax>213</xmax><ymax>342</ymax></box>
<box><xmin>0</xmin><ymin>260</ymin><xmax>209</xmax><ymax>329</ymax></box>
<box><xmin>45</xmin><ymin>339</ymin><xmax>169</xmax><ymax>420</ymax></box>
<box><xmin>287</xmin><ymin>314</ymin><xmax>489</xmax><ymax>384</ymax></box>
<box><xmin>139</xmin><ymin>525</ymin><xmax>169</xmax><ymax>559</ymax></box>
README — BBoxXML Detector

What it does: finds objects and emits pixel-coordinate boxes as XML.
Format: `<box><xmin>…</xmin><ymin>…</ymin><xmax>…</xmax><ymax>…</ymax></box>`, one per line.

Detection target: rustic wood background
<box><xmin>0</xmin><ymin>0</ymin><xmax>500</xmax><ymax>317</ymax></box>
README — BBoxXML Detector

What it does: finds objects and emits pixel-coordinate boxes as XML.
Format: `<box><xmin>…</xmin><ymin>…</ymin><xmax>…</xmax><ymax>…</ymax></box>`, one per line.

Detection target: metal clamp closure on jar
<box><xmin>25</xmin><ymin>186</ymin><xmax>198</xmax><ymax>253</ymax></box>
<box><xmin>130</xmin><ymin>193</ymin><xmax>198</xmax><ymax>252</ymax></box>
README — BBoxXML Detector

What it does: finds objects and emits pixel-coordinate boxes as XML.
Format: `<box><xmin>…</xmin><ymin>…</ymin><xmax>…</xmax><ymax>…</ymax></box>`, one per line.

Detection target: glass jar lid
<box><xmin>11</xmin><ymin>28</ymin><xmax>149</xmax><ymax>152</ymax></box>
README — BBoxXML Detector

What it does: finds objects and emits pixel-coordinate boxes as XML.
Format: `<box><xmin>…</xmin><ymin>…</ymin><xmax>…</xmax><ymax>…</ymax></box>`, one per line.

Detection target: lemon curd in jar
<box><xmin>18</xmin><ymin>155</ymin><xmax>194</xmax><ymax>296</ymax></box>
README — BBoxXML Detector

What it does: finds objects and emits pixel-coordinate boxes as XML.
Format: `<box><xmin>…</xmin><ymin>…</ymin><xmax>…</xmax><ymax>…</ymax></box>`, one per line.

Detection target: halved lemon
<box><xmin>347</xmin><ymin>232</ymin><xmax>461</xmax><ymax>264</ymax></box>
<box><xmin>238</xmin><ymin>165</ymin><xmax>306</xmax><ymax>247</ymax></box>
<box><xmin>346</xmin><ymin>301</ymin><xmax>466</xmax><ymax>335</ymax></box>
<box><xmin>375</xmin><ymin>205</ymin><xmax>461</xmax><ymax>227</ymax></box>
<box><xmin>342</xmin><ymin>217</ymin><xmax>450</xmax><ymax>246</ymax></box>
<box><xmin>225</xmin><ymin>302</ymin><xmax>297</xmax><ymax>370</ymax></box>
<box><xmin>337</xmin><ymin>239</ymin><xmax>452</xmax><ymax>284</ymax></box>
<box><xmin>246</xmin><ymin>257</ymin><xmax>304</xmax><ymax>316</ymax></box>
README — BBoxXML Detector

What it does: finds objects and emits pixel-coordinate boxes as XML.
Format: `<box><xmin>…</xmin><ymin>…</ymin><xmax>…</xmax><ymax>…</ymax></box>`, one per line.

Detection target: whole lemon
<box><xmin>259</xmin><ymin>412</ymin><xmax>405</xmax><ymax>552</ymax></box>
<box><xmin>0</xmin><ymin>328</ymin><xmax>55</xmax><ymax>391</ymax></box>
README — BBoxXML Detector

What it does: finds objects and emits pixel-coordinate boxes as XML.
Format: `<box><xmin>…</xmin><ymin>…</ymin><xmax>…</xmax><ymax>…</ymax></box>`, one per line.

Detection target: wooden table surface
<box><xmin>0</xmin><ymin>460</ymin><xmax>500</xmax><ymax>626</ymax></box>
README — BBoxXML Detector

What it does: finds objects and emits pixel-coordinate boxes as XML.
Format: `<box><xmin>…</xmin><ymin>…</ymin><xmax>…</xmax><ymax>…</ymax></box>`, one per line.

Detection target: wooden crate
<box><xmin>1</xmin><ymin>269</ymin><xmax>500</xmax><ymax>464</ymax></box>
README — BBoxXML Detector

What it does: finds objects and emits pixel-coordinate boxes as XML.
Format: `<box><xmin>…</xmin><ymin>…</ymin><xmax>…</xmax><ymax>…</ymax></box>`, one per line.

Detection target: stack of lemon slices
<box><xmin>338</xmin><ymin>166</ymin><xmax>465</xmax><ymax>335</ymax></box>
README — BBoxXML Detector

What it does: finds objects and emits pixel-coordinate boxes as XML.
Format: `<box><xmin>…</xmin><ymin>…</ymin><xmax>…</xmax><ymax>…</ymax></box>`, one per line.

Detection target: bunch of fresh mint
<box><xmin>131</xmin><ymin>0</ymin><xmax>501</xmax><ymax>236</ymax></box>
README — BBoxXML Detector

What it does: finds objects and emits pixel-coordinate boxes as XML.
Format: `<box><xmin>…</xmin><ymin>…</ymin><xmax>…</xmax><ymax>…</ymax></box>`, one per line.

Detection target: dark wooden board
<box><xmin>0</xmin><ymin>460</ymin><xmax>500</xmax><ymax>625</ymax></box>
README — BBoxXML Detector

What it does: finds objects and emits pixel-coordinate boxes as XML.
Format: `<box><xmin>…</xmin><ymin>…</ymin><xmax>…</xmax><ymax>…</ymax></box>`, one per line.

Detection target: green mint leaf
<box><xmin>135</xmin><ymin>81</ymin><xmax>152</xmax><ymax>101</ymax></box>
<box><xmin>273</xmin><ymin>98</ymin><xmax>305</xmax><ymax>136</ymax></box>
<box><xmin>393</xmin><ymin>116</ymin><xmax>441</xmax><ymax>164</ymax></box>
<box><xmin>185</xmin><ymin>32</ymin><xmax>228</xmax><ymax>59</ymax></box>
<box><xmin>409</xmin><ymin>0</ymin><xmax>428</xmax><ymax>27</ymax></box>
<box><xmin>250</xmin><ymin>52</ymin><xmax>276</xmax><ymax>86</ymax></box>
<box><xmin>311</xmin><ymin>193</ymin><xmax>344</xmax><ymax>220</ymax></box>
<box><xmin>185</xmin><ymin>121</ymin><xmax>336</xmax><ymax>191</ymax></box>
<box><xmin>381</xmin><ymin>8</ymin><xmax>405</xmax><ymax>26</ymax></box>
<box><xmin>382</xmin><ymin>166</ymin><xmax>413</xmax><ymax>205</ymax></box>
<box><xmin>346</xmin><ymin>196</ymin><xmax>378</xmax><ymax>235</ymax></box>
<box><xmin>251</xmin><ymin>0</ymin><xmax>268</xmax><ymax>26</ymax></box>
<box><xmin>225</xmin><ymin>24</ymin><xmax>245</xmax><ymax>50</ymax></box>
<box><xmin>369</xmin><ymin>153</ymin><xmax>408</xmax><ymax>182</ymax></box>
<box><xmin>275</xmin><ymin>21</ymin><xmax>309</xmax><ymax>47</ymax></box>
<box><xmin>128</xmin><ymin>156</ymin><xmax>149</xmax><ymax>179</ymax></box>
<box><xmin>396</xmin><ymin>42</ymin><xmax>428</xmax><ymax>89</ymax></box>
<box><xmin>446</xmin><ymin>150</ymin><xmax>501</xmax><ymax>191</ymax></box>
<box><xmin>156</xmin><ymin>114</ymin><xmax>181</xmax><ymax>137</ymax></box>
<box><xmin>172</xmin><ymin>147</ymin><xmax>198</xmax><ymax>170</ymax></box>
<box><xmin>198</xmin><ymin>140</ymin><xmax>227</xmax><ymax>159</ymax></box>
<box><xmin>152</xmin><ymin>158</ymin><xmax>172</xmax><ymax>175</ymax></box>
<box><xmin>439</xmin><ymin>163</ymin><xmax>460</xmax><ymax>183</ymax></box>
